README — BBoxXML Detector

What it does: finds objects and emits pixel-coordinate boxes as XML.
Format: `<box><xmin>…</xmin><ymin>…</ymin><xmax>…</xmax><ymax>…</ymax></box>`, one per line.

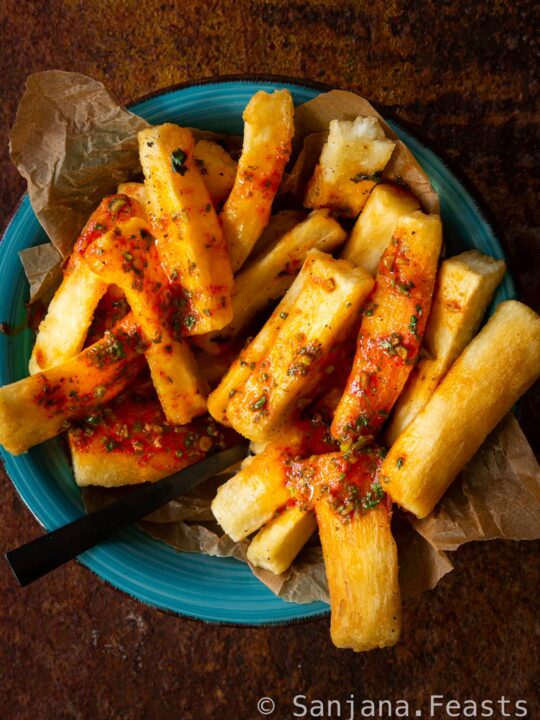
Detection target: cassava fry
<box><xmin>29</xmin><ymin>194</ymin><xmax>141</xmax><ymax>373</ymax></box>
<box><xmin>139</xmin><ymin>123</ymin><xmax>233</xmax><ymax>334</ymax></box>
<box><xmin>316</xmin><ymin>494</ymin><xmax>401</xmax><ymax>651</ymax></box>
<box><xmin>286</xmin><ymin>449</ymin><xmax>401</xmax><ymax>651</ymax></box>
<box><xmin>69</xmin><ymin>388</ymin><xmax>232</xmax><ymax>487</ymax></box>
<box><xmin>386</xmin><ymin>250</ymin><xmax>506</xmax><ymax>444</ymax></box>
<box><xmin>332</xmin><ymin>211</ymin><xmax>442</xmax><ymax>442</ymax></box>
<box><xmin>382</xmin><ymin>300</ymin><xmax>540</xmax><ymax>518</ymax></box>
<box><xmin>0</xmin><ymin>314</ymin><xmax>145</xmax><ymax>455</ymax></box>
<box><xmin>247</xmin><ymin>505</ymin><xmax>317</xmax><ymax>575</ymax></box>
<box><xmin>211</xmin><ymin>447</ymin><xmax>292</xmax><ymax>541</ymax></box>
<box><xmin>304</xmin><ymin>117</ymin><xmax>395</xmax><ymax>218</ymax></box>
<box><xmin>222</xmin><ymin>251</ymin><xmax>374</xmax><ymax>442</ymax></box>
<box><xmin>207</xmin><ymin>253</ymin><xmax>317</xmax><ymax>425</ymax></box>
<box><xmin>193</xmin><ymin>139</ymin><xmax>237</xmax><ymax>206</ymax></box>
<box><xmin>220</xmin><ymin>90</ymin><xmax>294</xmax><ymax>270</ymax></box>
<box><xmin>84</xmin><ymin>216</ymin><xmax>208</xmax><ymax>424</ymax></box>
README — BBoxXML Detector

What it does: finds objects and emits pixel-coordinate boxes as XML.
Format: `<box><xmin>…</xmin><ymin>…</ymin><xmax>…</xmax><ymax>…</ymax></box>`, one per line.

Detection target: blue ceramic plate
<box><xmin>0</xmin><ymin>78</ymin><xmax>516</xmax><ymax>624</ymax></box>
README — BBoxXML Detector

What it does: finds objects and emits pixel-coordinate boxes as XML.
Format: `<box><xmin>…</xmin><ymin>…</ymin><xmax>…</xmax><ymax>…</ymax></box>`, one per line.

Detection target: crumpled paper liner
<box><xmin>18</xmin><ymin>243</ymin><xmax>63</xmax><ymax>304</ymax></box>
<box><xmin>10</xmin><ymin>71</ymin><xmax>150</xmax><ymax>301</ymax></box>
<box><xmin>10</xmin><ymin>71</ymin><xmax>540</xmax><ymax>606</ymax></box>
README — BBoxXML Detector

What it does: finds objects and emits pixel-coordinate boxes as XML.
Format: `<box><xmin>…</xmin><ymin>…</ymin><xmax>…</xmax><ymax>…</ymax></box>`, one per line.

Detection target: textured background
<box><xmin>1</xmin><ymin>1</ymin><xmax>539</xmax><ymax>719</ymax></box>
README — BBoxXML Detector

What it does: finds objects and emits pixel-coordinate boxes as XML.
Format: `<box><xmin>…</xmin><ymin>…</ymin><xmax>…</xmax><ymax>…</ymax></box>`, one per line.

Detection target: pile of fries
<box><xmin>1</xmin><ymin>89</ymin><xmax>540</xmax><ymax>652</ymax></box>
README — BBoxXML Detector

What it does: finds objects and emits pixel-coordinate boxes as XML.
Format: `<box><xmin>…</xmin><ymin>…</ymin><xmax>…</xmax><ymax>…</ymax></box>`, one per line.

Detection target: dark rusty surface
<box><xmin>1</xmin><ymin>1</ymin><xmax>539</xmax><ymax>718</ymax></box>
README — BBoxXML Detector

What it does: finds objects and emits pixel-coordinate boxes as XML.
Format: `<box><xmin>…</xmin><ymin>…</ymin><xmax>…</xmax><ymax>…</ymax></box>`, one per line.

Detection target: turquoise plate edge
<box><xmin>0</xmin><ymin>78</ymin><xmax>516</xmax><ymax>625</ymax></box>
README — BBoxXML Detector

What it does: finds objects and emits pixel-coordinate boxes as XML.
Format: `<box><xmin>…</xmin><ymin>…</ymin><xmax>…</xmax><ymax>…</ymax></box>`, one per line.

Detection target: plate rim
<box><xmin>128</xmin><ymin>72</ymin><xmax>514</xmax><ymax>270</ymax></box>
<box><xmin>0</xmin><ymin>74</ymin><xmax>517</xmax><ymax>625</ymax></box>
<box><xmin>2</xmin><ymin>74</ymin><xmax>515</xmax><ymax>298</ymax></box>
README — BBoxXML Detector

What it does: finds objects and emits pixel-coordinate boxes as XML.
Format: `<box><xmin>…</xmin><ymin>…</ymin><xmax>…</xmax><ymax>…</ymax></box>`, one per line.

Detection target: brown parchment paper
<box><xmin>11</xmin><ymin>71</ymin><xmax>540</xmax><ymax>606</ymax></box>
<box><xmin>10</xmin><ymin>71</ymin><xmax>150</xmax><ymax>300</ymax></box>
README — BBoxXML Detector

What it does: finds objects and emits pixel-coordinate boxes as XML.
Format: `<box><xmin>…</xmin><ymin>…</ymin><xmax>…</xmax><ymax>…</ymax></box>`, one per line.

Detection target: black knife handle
<box><xmin>5</xmin><ymin>442</ymin><xmax>248</xmax><ymax>586</ymax></box>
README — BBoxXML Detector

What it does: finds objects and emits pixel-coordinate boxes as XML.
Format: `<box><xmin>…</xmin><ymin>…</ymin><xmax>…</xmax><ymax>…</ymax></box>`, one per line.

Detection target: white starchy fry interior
<box><xmin>29</xmin><ymin>261</ymin><xmax>108</xmax><ymax>374</ymax></box>
<box><xmin>211</xmin><ymin>450</ymin><xmax>291</xmax><ymax>541</ymax></box>
<box><xmin>247</xmin><ymin>506</ymin><xmax>317</xmax><ymax>575</ymax></box>
<box><xmin>192</xmin><ymin>140</ymin><xmax>237</xmax><ymax>205</ymax></box>
<box><xmin>341</xmin><ymin>184</ymin><xmax>421</xmax><ymax>274</ymax></box>
<box><xmin>243</xmin><ymin>90</ymin><xmax>290</xmax><ymax>144</ymax></box>
<box><xmin>320</xmin><ymin>117</ymin><xmax>395</xmax><ymax>183</ymax></box>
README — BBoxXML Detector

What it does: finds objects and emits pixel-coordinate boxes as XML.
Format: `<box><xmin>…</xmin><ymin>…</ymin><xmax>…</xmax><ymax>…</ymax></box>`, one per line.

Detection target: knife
<box><xmin>5</xmin><ymin>441</ymin><xmax>249</xmax><ymax>587</ymax></box>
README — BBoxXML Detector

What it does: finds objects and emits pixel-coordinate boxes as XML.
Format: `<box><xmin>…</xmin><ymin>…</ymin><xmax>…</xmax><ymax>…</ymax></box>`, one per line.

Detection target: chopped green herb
<box><xmin>355</xmin><ymin>413</ymin><xmax>370</xmax><ymax>429</ymax></box>
<box><xmin>184</xmin><ymin>433</ymin><xmax>196</xmax><ymax>448</ymax></box>
<box><xmin>108</xmin><ymin>335</ymin><xmax>126</xmax><ymax>361</ymax></box>
<box><xmin>361</xmin><ymin>481</ymin><xmax>384</xmax><ymax>510</ymax></box>
<box><xmin>364</xmin><ymin>303</ymin><xmax>378</xmax><ymax>317</ymax></box>
<box><xmin>252</xmin><ymin>394</ymin><xmax>268</xmax><ymax>410</ymax></box>
<box><xmin>184</xmin><ymin>314</ymin><xmax>197</xmax><ymax>331</ymax></box>
<box><xmin>103</xmin><ymin>438</ymin><xmax>119</xmax><ymax>452</ymax></box>
<box><xmin>171</xmin><ymin>148</ymin><xmax>188</xmax><ymax>175</ymax></box>
<box><xmin>396</xmin><ymin>457</ymin><xmax>404</xmax><ymax>469</ymax></box>
<box><xmin>108</xmin><ymin>196</ymin><xmax>128</xmax><ymax>214</ymax></box>
<box><xmin>399</xmin><ymin>281</ymin><xmax>415</xmax><ymax>295</ymax></box>
<box><xmin>380</xmin><ymin>333</ymin><xmax>402</xmax><ymax>354</ymax></box>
